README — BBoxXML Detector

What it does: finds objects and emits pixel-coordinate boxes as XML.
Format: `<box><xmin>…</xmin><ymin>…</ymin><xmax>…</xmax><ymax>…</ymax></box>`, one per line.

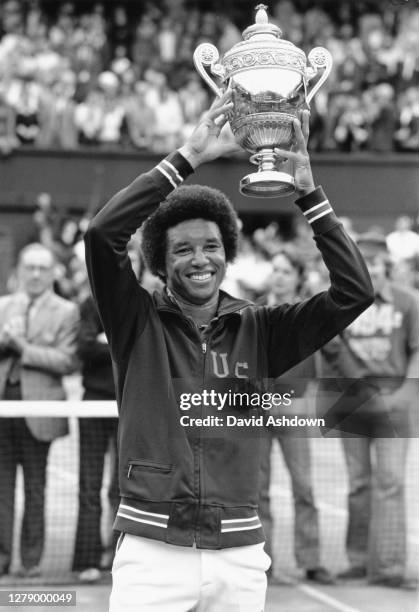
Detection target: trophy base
<box><xmin>240</xmin><ymin>171</ymin><xmax>295</xmax><ymax>198</ymax></box>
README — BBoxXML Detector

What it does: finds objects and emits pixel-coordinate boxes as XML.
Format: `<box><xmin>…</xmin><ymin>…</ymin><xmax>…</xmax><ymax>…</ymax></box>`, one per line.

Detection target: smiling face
<box><xmin>164</xmin><ymin>218</ymin><xmax>226</xmax><ymax>305</ymax></box>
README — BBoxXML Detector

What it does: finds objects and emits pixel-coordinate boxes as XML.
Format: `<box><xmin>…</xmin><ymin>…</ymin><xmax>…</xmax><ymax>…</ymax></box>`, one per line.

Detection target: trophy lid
<box><xmin>220</xmin><ymin>2</ymin><xmax>308</xmax><ymax>79</ymax></box>
<box><xmin>242</xmin><ymin>4</ymin><xmax>282</xmax><ymax>41</ymax></box>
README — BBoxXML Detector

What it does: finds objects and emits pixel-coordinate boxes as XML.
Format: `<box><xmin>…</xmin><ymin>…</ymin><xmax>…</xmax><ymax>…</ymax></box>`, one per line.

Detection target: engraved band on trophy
<box><xmin>193</xmin><ymin>4</ymin><xmax>332</xmax><ymax>198</ymax></box>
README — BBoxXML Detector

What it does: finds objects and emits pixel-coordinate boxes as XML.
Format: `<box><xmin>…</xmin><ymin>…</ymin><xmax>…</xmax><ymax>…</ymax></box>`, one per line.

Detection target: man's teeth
<box><xmin>190</xmin><ymin>273</ymin><xmax>212</xmax><ymax>281</ymax></box>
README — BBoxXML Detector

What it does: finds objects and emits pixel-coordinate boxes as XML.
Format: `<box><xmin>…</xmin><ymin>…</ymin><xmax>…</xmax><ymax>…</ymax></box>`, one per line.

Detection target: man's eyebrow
<box><xmin>169</xmin><ymin>237</ymin><xmax>222</xmax><ymax>248</ymax></box>
<box><xmin>169</xmin><ymin>239</ymin><xmax>191</xmax><ymax>248</ymax></box>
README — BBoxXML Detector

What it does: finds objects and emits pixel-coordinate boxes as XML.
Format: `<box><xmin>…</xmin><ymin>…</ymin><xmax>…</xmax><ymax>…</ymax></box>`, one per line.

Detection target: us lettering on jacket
<box><xmin>210</xmin><ymin>350</ymin><xmax>249</xmax><ymax>379</ymax></box>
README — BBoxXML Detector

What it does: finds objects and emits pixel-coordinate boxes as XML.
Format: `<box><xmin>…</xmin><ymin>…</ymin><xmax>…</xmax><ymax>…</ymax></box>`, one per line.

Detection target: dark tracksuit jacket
<box><xmin>84</xmin><ymin>150</ymin><xmax>373</xmax><ymax>549</ymax></box>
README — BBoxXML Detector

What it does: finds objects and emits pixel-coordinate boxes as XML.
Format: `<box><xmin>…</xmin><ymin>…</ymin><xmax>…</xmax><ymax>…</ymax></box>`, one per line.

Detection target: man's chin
<box><xmin>186</xmin><ymin>288</ymin><xmax>216</xmax><ymax>305</ymax></box>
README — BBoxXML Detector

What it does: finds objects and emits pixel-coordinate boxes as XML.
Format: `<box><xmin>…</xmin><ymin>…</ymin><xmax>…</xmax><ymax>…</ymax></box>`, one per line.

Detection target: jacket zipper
<box><xmin>157</xmin><ymin>306</ymin><xmax>229</xmax><ymax>544</ymax></box>
<box><xmin>193</xmin><ymin>333</ymin><xmax>211</xmax><ymax>544</ymax></box>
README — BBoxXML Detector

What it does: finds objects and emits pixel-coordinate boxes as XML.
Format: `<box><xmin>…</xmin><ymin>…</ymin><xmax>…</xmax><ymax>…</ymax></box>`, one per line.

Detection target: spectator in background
<box><xmin>272</xmin><ymin>0</ymin><xmax>303</xmax><ymax>46</ymax></box>
<box><xmin>358</xmin><ymin>13</ymin><xmax>390</xmax><ymax>89</ymax></box>
<box><xmin>0</xmin><ymin>90</ymin><xmax>18</xmax><ymax>154</ymax></box>
<box><xmin>339</xmin><ymin>216</ymin><xmax>358</xmax><ymax>242</ymax></box>
<box><xmin>157</xmin><ymin>16</ymin><xmax>179</xmax><ymax>65</ymax></box>
<box><xmin>391</xmin><ymin>257</ymin><xmax>419</xmax><ymax>291</ymax></box>
<box><xmin>145</xmin><ymin>71</ymin><xmax>183</xmax><ymax>152</ymax></box>
<box><xmin>24</xmin><ymin>2</ymin><xmax>45</xmax><ymax>44</ymax></box>
<box><xmin>217</xmin><ymin>13</ymin><xmax>242</xmax><ymax>54</ymax></box>
<box><xmin>74</xmin><ymin>87</ymin><xmax>104</xmax><ymax>146</ymax></box>
<box><xmin>303</xmin><ymin>7</ymin><xmax>331</xmax><ymax>48</ymax></box>
<box><xmin>70</xmin><ymin>9</ymin><xmax>108</xmax><ymax>78</ymax></box>
<box><xmin>6</xmin><ymin>67</ymin><xmax>44</xmax><ymax>145</ymax></box>
<box><xmin>364</xmin><ymin>83</ymin><xmax>397</xmax><ymax>152</ymax></box>
<box><xmin>130</xmin><ymin>15</ymin><xmax>159</xmax><ymax>77</ymax></box>
<box><xmin>395</xmin><ymin>87</ymin><xmax>419</xmax><ymax>152</ymax></box>
<box><xmin>0</xmin><ymin>243</ymin><xmax>79</xmax><ymax>578</ymax></box>
<box><xmin>178</xmin><ymin>8</ymin><xmax>200</xmax><ymax>65</ymax></box>
<box><xmin>31</xmin><ymin>196</ymin><xmax>89</xmax><ymax>301</ymax></box>
<box><xmin>72</xmin><ymin>287</ymin><xmax>119</xmax><ymax>583</ymax></box>
<box><xmin>221</xmin><ymin>231</ymin><xmax>273</xmax><ymax>301</ymax></box>
<box><xmin>291</xmin><ymin>216</ymin><xmax>319</xmax><ymax>263</ymax></box>
<box><xmin>386</xmin><ymin>215</ymin><xmax>419</xmax><ymax>263</ymax></box>
<box><xmin>48</xmin><ymin>2</ymin><xmax>76</xmax><ymax>56</ymax></box>
<box><xmin>252</xmin><ymin>222</ymin><xmax>284</xmax><ymax>259</ymax></box>
<box><xmin>326</xmin><ymin>24</ymin><xmax>366</xmax><ymax>94</ymax></box>
<box><xmin>95</xmin><ymin>71</ymin><xmax>125</xmax><ymax>148</ymax></box>
<box><xmin>38</xmin><ymin>71</ymin><xmax>78</xmax><ymax>149</ymax></box>
<box><xmin>110</xmin><ymin>45</ymin><xmax>132</xmax><ymax>83</ymax></box>
<box><xmin>394</xmin><ymin>8</ymin><xmax>419</xmax><ymax>90</ymax></box>
<box><xmin>321</xmin><ymin>233</ymin><xmax>419</xmax><ymax>589</ymax></box>
<box><xmin>29</xmin><ymin>192</ymin><xmax>58</xmax><ymax>268</ymax></box>
<box><xmin>1</xmin><ymin>0</ymin><xmax>24</xmax><ymax>36</ymax></box>
<box><xmin>304</xmin><ymin>253</ymin><xmax>330</xmax><ymax>296</ymax></box>
<box><xmin>124</xmin><ymin>80</ymin><xmax>155</xmax><ymax>150</ymax></box>
<box><xmin>258</xmin><ymin>246</ymin><xmax>334</xmax><ymax>586</ymax></box>
<box><xmin>334</xmin><ymin>95</ymin><xmax>368</xmax><ymax>152</ymax></box>
<box><xmin>110</xmin><ymin>5</ymin><xmax>131</xmax><ymax>58</ymax></box>
<box><xmin>178</xmin><ymin>73</ymin><xmax>209</xmax><ymax>142</ymax></box>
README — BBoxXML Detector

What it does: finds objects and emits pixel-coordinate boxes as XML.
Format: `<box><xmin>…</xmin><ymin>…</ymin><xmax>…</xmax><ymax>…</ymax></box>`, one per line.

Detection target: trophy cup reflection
<box><xmin>193</xmin><ymin>4</ymin><xmax>332</xmax><ymax>197</ymax></box>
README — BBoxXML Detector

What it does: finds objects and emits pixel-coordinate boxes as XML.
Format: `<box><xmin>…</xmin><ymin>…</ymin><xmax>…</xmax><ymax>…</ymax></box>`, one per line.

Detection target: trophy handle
<box><xmin>193</xmin><ymin>43</ymin><xmax>226</xmax><ymax>98</ymax></box>
<box><xmin>306</xmin><ymin>47</ymin><xmax>333</xmax><ymax>104</ymax></box>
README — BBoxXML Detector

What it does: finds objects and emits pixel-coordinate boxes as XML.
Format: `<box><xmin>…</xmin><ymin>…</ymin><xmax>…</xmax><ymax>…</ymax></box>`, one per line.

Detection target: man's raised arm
<box><xmin>264</xmin><ymin>111</ymin><xmax>374</xmax><ymax>377</ymax></box>
<box><xmin>84</xmin><ymin>92</ymin><xmax>238</xmax><ymax>358</ymax></box>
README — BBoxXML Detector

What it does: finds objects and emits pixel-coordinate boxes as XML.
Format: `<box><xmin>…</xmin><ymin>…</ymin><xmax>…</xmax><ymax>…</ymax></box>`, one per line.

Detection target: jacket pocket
<box><xmin>127</xmin><ymin>459</ymin><xmax>174</xmax><ymax>478</ymax></box>
<box><xmin>124</xmin><ymin>459</ymin><xmax>174</xmax><ymax>501</ymax></box>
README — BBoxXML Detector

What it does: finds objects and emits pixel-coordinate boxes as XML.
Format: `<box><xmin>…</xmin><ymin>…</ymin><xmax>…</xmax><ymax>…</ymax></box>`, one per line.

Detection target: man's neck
<box><xmin>24</xmin><ymin>289</ymin><xmax>51</xmax><ymax>305</ymax></box>
<box><xmin>168</xmin><ymin>289</ymin><xmax>219</xmax><ymax>328</ymax></box>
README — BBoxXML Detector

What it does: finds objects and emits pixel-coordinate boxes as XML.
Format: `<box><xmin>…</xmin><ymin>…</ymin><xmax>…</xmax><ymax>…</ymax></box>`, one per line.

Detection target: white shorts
<box><xmin>109</xmin><ymin>534</ymin><xmax>271</xmax><ymax>612</ymax></box>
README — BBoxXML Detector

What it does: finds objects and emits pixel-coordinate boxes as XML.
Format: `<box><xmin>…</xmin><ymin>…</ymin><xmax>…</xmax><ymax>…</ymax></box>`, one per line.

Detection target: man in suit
<box><xmin>0</xmin><ymin>242</ymin><xmax>79</xmax><ymax>577</ymax></box>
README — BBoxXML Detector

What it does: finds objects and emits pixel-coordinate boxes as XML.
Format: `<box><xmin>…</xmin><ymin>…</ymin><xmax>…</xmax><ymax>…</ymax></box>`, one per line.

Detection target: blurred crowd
<box><xmin>1</xmin><ymin>0</ymin><xmax>419</xmax><ymax>155</ymax></box>
<box><xmin>5</xmin><ymin>193</ymin><xmax>419</xmax><ymax>305</ymax></box>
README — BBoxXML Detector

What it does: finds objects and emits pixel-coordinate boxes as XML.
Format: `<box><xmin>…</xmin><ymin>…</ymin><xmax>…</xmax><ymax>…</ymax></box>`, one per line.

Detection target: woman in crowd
<box><xmin>258</xmin><ymin>245</ymin><xmax>334</xmax><ymax>586</ymax></box>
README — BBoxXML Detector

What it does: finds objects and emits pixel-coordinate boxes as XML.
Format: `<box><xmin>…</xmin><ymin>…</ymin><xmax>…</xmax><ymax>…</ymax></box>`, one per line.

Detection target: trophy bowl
<box><xmin>193</xmin><ymin>4</ymin><xmax>332</xmax><ymax>198</ymax></box>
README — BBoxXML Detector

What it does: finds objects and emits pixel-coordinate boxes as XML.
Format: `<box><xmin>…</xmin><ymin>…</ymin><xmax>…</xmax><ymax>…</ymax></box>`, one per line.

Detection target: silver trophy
<box><xmin>193</xmin><ymin>4</ymin><xmax>332</xmax><ymax>197</ymax></box>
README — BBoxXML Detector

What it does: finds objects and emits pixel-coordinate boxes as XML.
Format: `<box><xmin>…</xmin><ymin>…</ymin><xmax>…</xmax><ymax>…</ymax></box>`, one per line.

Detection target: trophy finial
<box><xmin>255</xmin><ymin>4</ymin><xmax>268</xmax><ymax>24</ymax></box>
<box><xmin>243</xmin><ymin>4</ymin><xmax>281</xmax><ymax>40</ymax></box>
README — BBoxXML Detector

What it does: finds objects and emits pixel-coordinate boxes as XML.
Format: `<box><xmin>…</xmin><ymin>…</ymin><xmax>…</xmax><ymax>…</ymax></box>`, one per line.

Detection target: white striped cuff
<box><xmin>117</xmin><ymin>503</ymin><xmax>169</xmax><ymax>529</ymax></box>
<box><xmin>295</xmin><ymin>186</ymin><xmax>339</xmax><ymax>234</ymax></box>
<box><xmin>221</xmin><ymin>516</ymin><xmax>262</xmax><ymax>533</ymax></box>
<box><xmin>156</xmin><ymin>159</ymin><xmax>185</xmax><ymax>189</ymax></box>
<box><xmin>302</xmin><ymin>198</ymin><xmax>333</xmax><ymax>224</ymax></box>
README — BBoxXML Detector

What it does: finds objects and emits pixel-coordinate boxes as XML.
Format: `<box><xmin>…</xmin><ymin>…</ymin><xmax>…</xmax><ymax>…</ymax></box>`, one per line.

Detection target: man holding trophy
<box><xmin>84</xmin><ymin>6</ymin><xmax>373</xmax><ymax>611</ymax></box>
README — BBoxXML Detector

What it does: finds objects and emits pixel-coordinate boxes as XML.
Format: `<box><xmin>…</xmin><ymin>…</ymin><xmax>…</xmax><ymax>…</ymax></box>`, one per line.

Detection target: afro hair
<box><xmin>142</xmin><ymin>184</ymin><xmax>239</xmax><ymax>280</ymax></box>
